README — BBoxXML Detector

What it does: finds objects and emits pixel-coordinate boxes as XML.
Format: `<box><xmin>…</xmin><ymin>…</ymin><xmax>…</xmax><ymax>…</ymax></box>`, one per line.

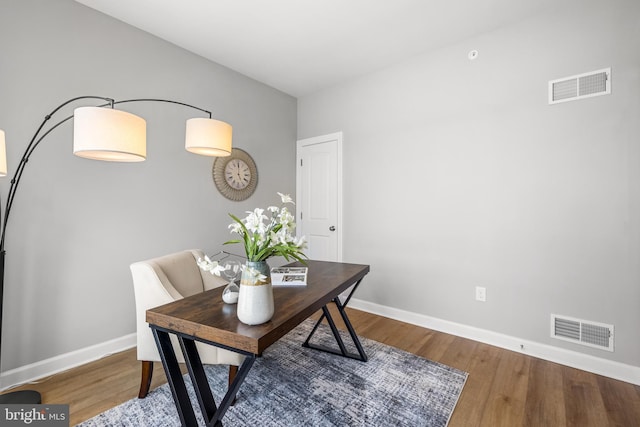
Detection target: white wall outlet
<box><xmin>475</xmin><ymin>286</ymin><xmax>486</xmax><ymax>302</ymax></box>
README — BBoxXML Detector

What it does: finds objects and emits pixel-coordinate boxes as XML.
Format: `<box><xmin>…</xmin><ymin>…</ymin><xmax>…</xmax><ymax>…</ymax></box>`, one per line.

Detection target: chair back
<box><xmin>130</xmin><ymin>249</ymin><xmax>243</xmax><ymax>366</ymax></box>
<box><xmin>148</xmin><ymin>250</ymin><xmax>205</xmax><ymax>297</ymax></box>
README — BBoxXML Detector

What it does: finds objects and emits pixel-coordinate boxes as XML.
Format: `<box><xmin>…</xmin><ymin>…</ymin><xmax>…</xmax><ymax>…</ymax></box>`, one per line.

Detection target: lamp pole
<box><xmin>0</xmin><ymin>96</ymin><xmax>231</xmax><ymax>404</ymax></box>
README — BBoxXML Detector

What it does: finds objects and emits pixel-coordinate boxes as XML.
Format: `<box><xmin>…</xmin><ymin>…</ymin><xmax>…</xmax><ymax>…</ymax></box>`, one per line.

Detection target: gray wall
<box><xmin>299</xmin><ymin>0</ymin><xmax>640</xmax><ymax>366</ymax></box>
<box><xmin>0</xmin><ymin>0</ymin><xmax>296</xmax><ymax>373</ymax></box>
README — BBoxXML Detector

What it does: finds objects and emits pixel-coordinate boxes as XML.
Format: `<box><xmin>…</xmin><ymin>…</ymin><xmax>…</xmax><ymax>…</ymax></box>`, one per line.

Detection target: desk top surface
<box><xmin>146</xmin><ymin>260</ymin><xmax>370</xmax><ymax>355</ymax></box>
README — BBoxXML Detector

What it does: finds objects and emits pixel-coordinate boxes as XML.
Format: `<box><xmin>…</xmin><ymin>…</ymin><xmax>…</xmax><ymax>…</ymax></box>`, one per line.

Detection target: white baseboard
<box><xmin>349</xmin><ymin>298</ymin><xmax>640</xmax><ymax>386</ymax></box>
<box><xmin>0</xmin><ymin>333</ymin><xmax>136</xmax><ymax>391</ymax></box>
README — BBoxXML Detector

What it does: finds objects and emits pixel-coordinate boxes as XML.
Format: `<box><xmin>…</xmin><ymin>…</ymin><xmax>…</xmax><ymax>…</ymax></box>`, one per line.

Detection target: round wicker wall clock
<box><xmin>212</xmin><ymin>148</ymin><xmax>258</xmax><ymax>201</ymax></box>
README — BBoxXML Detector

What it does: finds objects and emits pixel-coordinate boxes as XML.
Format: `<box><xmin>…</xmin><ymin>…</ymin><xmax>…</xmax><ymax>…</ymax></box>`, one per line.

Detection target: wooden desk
<box><xmin>147</xmin><ymin>260</ymin><xmax>370</xmax><ymax>427</ymax></box>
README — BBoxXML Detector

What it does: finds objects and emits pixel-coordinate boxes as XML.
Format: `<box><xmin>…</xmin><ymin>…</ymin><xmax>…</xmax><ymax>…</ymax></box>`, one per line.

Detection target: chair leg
<box><xmin>228</xmin><ymin>365</ymin><xmax>238</xmax><ymax>406</ymax></box>
<box><xmin>138</xmin><ymin>360</ymin><xmax>154</xmax><ymax>399</ymax></box>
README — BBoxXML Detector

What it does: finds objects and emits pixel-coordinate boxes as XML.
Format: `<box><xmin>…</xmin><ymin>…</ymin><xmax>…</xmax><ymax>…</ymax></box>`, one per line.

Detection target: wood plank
<box><xmin>523</xmin><ymin>358</ymin><xmax>566</xmax><ymax>426</ymax></box>
<box><xmin>563</xmin><ymin>367</ymin><xmax>610</xmax><ymax>427</ymax></box>
<box><xmin>596</xmin><ymin>374</ymin><xmax>640</xmax><ymax>427</ymax></box>
<box><xmin>449</xmin><ymin>343</ymin><xmax>502</xmax><ymax>426</ymax></box>
<box><xmin>479</xmin><ymin>349</ymin><xmax>530</xmax><ymax>426</ymax></box>
<box><xmin>437</xmin><ymin>336</ymin><xmax>478</xmax><ymax>372</ymax></box>
<box><xmin>415</xmin><ymin>329</ymin><xmax>457</xmax><ymax>361</ymax></box>
<box><xmin>389</xmin><ymin>321</ymin><xmax>437</xmax><ymax>355</ymax></box>
<box><xmin>362</xmin><ymin>316</ymin><xmax>412</xmax><ymax>348</ymax></box>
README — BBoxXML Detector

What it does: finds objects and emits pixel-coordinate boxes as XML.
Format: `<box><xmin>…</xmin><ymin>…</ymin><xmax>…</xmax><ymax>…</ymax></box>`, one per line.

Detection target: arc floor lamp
<box><xmin>0</xmin><ymin>96</ymin><xmax>232</xmax><ymax>404</ymax></box>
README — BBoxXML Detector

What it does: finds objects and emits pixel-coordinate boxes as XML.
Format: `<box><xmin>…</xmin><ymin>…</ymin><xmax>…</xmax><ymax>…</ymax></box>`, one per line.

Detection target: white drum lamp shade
<box><xmin>0</xmin><ymin>129</ymin><xmax>7</xmax><ymax>177</ymax></box>
<box><xmin>73</xmin><ymin>106</ymin><xmax>147</xmax><ymax>162</ymax></box>
<box><xmin>185</xmin><ymin>118</ymin><xmax>232</xmax><ymax>156</ymax></box>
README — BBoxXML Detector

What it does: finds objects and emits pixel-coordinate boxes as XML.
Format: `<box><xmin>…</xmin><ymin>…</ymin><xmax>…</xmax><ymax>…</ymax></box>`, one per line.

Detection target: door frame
<box><xmin>296</xmin><ymin>132</ymin><xmax>344</xmax><ymax>262</ymax></box>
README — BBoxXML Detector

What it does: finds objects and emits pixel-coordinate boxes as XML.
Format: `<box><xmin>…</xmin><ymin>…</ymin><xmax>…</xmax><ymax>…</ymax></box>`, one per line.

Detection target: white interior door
<box><xmin>296</xmin><ymin>132</ymin><xmax>342</xmax><ymax>262</ymax></box>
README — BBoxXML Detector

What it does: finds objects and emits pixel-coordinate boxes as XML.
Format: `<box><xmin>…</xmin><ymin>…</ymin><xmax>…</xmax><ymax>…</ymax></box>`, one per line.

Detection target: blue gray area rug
<box><xmin>79</xmin><ymin>321</ymin><xmax>467</xmax><ymax>426</ymax></box>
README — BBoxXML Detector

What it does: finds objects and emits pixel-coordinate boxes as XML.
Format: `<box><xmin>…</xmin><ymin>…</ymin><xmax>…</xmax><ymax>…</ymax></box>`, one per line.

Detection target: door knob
<box><xmin>329</xmin><ymin>226</ymin><xmax>336</xmax><ymax>231</ymax></box>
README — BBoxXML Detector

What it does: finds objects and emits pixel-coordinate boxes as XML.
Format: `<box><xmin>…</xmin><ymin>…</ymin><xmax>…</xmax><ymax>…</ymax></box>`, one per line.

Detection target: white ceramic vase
<box><xmin>237</xmin><ymin>261</ymin><xmax>274</xmax><ymax>325</ymax></box>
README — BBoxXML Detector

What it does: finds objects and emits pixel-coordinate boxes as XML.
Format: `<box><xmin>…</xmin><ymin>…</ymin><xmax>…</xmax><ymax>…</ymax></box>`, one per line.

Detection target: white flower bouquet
<box><xmin>225</xmin><ymin>192</ymin><xmax>307</xmax><ymax>263</ymax></box>
<box><xmin>197</xmin><ymin>192</ymin><xmax>307</xmax><ymax>286</ymax></box>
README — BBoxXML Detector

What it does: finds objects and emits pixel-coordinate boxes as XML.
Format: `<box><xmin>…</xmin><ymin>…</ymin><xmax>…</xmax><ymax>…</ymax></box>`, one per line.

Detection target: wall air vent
<box><xmin>551</xmin><ymin>314</ymin><xmax>614</xmax><ymax>352</ymax></box>
<box><xmin>548</xmin><ymin>68</ymin><xmax>611</xmax><ymax>104</ymax></box>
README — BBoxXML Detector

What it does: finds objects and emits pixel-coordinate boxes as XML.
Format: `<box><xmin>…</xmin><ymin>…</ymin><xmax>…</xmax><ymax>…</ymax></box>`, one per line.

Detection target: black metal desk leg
<box><xmin>179</xmin><ymin>338</ymin><xmax>218</xmax><ymax>423</ymax></box>
<box><xmin>179</xmin><ymin>337</ymin><xmax>256</xmax><ymax>427</ymax></box>
<box><xmin>212</xmin><ymin>355</ymin><xmax>255</xmax><ymax>426</ymax></box>
<box><xmin>322</xmin><ymin>304</ymin><xmax>349</xmax><ymax>355</ymax></box>
<box><xmin>332</xmin><ymin>296</ymin><xmax>368</xmax><ymax>361</ymax></box>
<box><xmin>302</xmin><ymin>278</ymin><xmax>368</xmax><ymax>362</ymax></box>
<box><xmin>152</xmin><ymin>327</ymin><xmax>198</xmax><ymax>427</ymax></box>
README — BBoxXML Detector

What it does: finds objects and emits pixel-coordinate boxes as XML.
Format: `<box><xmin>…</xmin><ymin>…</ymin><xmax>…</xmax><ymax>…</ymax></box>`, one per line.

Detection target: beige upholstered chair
<box><xmin>131</xmin><ymin>249</ymin><xmax>244</xmax><ymax>398</ymax></box>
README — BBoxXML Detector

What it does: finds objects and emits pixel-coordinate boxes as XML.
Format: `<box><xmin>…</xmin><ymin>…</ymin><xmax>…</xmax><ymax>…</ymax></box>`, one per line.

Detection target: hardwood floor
<box><xmin>4</xmin><ymin>308</ymin><xmax>640</xmax><ymax>426</ymax></box>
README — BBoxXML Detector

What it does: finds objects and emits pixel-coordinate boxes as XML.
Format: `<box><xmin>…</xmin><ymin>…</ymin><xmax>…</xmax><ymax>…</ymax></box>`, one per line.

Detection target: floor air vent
<box><xmin>549</xmin><ymin>68</ymin><xmax>611</xmax><ymax>104</ymax></box>
<box><xmin>551</xmin><ymin>314</ymin><xmax>614</xmax><ymax>351</ymax></box>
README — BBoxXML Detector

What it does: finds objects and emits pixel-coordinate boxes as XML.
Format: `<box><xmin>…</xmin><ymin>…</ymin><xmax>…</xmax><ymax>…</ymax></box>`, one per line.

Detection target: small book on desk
<box><xmin>271</xmin><ymin>266</ymin><xmax>308</xmax><ymax>286</ymax></box>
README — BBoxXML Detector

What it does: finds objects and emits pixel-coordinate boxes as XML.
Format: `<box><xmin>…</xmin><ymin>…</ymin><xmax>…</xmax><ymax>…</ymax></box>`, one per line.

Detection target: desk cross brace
<box><xmin>302</xmin><ymin>277</ymin><xmax>368</xmax><ymax>362</ymax></box>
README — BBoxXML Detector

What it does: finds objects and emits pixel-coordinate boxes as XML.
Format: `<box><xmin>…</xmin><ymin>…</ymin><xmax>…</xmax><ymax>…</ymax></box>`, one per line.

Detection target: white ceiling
<box><xmin>74</xmin><ymin>0</ymin><xmax>557</xmax><ymax>97</ymax></box>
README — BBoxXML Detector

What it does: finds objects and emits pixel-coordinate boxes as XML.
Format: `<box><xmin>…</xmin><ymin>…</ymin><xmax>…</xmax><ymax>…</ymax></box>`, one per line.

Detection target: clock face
<box><xmin>225</xmin><ymin>159</ymin><xmax>251</xmax><ymax>190</ymax></box>
<box><xmin>212</xmin><ymin>148</ymin><xmax>258</xmax><ymax>201</ymax></box>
